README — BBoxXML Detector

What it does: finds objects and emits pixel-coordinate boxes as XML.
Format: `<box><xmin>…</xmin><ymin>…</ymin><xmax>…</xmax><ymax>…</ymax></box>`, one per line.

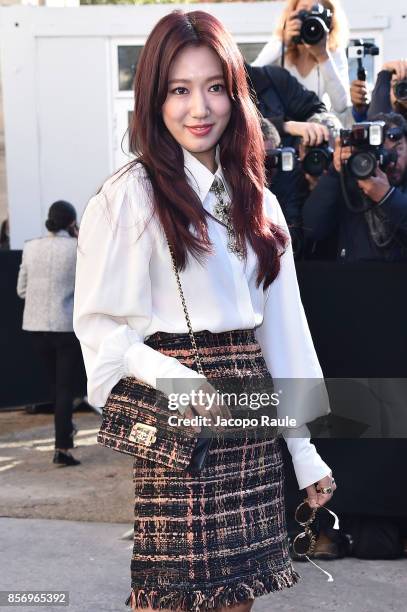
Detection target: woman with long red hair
<box><xmin>74</xmin><ymin>10</ymin><xmax>336</xmax><ymax>611</ymax></box>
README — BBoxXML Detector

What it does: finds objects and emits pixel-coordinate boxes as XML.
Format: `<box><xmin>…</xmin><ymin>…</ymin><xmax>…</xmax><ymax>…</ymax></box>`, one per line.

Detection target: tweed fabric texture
<box><xmin>125</xmin><ymin>329</ymin><xmax>300</xmax><ymax>611</ymax></box>
<box><xmin>97</xmin><ymin>376</ymin><xmax>198</xmax><ymax>470</ymax></box>
<box><xmin>16</xmin><ymin>230</ymin><xmax>77</xmax><ymax>332</ymax></box>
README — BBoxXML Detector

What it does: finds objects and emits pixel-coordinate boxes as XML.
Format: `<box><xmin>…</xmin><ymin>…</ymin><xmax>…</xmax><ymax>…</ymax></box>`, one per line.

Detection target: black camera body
<box><xmin>292</xmin><ymin>3</ymin><xmax>332</xmax><ymax>46</ymax></box>
<box><xmin>302</xmin><ymin>142</ymin><xmax>334</xmax><ymax>176</ymax></box>
<box><xmin>340</xmin><ymin>122</ymin><xmax>397</xmax><ymax>179</ymax></box>
<box><xmin>394</xmin><ymin>79</ymin><xmax>407</xmax><ymax>102</ymax></box>
<box><xmin>265</xmin><ymin>147</ymin><xmax>297</xmax><ymax>172</ymax></box>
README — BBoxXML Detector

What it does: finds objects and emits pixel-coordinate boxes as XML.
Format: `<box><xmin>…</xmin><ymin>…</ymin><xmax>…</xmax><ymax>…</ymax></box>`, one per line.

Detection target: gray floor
<box><xmin>1</xmin><ymin>517</ymin><xmax>406</xmax><ymax>612</ymax></box>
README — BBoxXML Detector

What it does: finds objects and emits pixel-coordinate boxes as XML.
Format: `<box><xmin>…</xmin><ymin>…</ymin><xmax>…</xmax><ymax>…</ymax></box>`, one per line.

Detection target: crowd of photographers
<box><xmin>249</xmin><ymin>0</ymin><xmax>407</xmax><ymax>262</ymax></box>
<box><xmin>247</xmin><ymin>0</ymin><xmax>407</xmax><ymax>561</ymax></box>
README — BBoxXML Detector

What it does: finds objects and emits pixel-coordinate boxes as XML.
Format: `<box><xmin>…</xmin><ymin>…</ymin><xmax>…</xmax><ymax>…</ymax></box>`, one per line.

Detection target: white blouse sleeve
<box><xmin>320</xmin><ymin>47</ymin><xmax>351</xmax><ymax>114</ymax></box>
<box><xmin>73</xmin><ymin>173</ymin><xmax>204</xmax><ymax>408</ymax></box>
<box><xmin>254</xmin><ymin>189</ymin><xmax>331</xmax><ymax>489</ymax></box>
<box><xmin>251</xmin><ymin>35</ymin><xmax>283</xmax><ymax>67</ymax></box>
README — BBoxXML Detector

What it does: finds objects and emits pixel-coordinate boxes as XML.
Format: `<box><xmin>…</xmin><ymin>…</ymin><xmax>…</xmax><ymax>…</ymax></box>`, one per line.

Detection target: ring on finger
<box><xmin>316</xmin><ymin>486</ymin><xmax>333</xmax><ymax>494</ymax></box>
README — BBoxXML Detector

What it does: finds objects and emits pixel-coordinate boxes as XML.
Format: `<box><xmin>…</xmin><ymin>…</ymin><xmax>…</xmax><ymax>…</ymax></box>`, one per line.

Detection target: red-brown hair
<box><xmin>129</xmin><ymin>9</ymin><xmax>288</xmax><ymax>289</ymax></box>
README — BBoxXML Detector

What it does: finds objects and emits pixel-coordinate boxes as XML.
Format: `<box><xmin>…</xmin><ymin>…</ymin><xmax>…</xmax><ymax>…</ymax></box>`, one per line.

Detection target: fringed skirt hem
<box><xmin>125</xmin><ymin>564</ymin><xmax>301</xmax><ymax>610</ymax></box>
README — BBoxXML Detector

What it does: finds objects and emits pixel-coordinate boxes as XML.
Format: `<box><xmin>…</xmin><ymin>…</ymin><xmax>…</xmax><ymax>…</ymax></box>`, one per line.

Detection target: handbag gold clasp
<box><xmin>129</xmin><ymin>423</ymin><xmax>157</xmax><ymax>446</ymax></box>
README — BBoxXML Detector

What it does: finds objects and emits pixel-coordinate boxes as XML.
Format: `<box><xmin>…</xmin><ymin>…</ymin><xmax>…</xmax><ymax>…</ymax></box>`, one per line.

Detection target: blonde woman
<box><xmin>252</xmin><ymin>0</ymin><xmax>351</xmax><ymax>115</ymax></box>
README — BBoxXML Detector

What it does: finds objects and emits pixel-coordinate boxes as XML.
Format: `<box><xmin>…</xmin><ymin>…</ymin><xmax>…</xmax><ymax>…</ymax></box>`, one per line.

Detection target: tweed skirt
<box><xmin>125</xmin><ymin>329</ymin><xmax>300</xmax><ymax>611</ymax></box>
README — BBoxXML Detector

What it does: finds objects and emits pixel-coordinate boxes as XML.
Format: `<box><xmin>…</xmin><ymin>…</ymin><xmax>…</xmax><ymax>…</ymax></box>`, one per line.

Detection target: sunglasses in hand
<box><xmin>291</xmin><ymin>499</ymin><xmax>340</xmax><ymax>582</ymax></box>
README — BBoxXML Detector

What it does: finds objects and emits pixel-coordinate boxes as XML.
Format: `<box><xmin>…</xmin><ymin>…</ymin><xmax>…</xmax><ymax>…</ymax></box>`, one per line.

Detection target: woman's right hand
<box><xmin>350</xmin><ymin>79</ymin><xmax>370</xmax><ymax>110</ymax></box>
<box><xmin>284</xmin><ymin>121</ymin><xmax>329</xmax><ymax>146</ymax></box>
<box><xmin>283</xmin><ymin>12</ymin><xmax>302</xmax><ymax>45</ymax></box>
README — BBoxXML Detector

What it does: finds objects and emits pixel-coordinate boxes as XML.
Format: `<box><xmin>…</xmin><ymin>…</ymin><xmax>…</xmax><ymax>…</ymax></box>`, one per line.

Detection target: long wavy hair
<box><xmin>274</xmin><ymin>0</ymin><xmax>349</xmax><ymax>66</ymax></box>
<box><xmin>128</xmin><ymin>9</ymin><xmax>288</xmax><ymax>290</ymax></box>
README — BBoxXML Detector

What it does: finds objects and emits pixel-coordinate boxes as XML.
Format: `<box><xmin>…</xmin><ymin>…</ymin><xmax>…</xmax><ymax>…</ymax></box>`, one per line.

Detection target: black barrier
<box><xmin>2</xmin><ymin>254</ymin><xmax>407</xmax><ymax>404</ymax></box>
<box><xmin>2</xmin><ymin>251</ymin><xmax>407</xmax><ymax>515</ymax></box>
<box><xmin>0</xmin><ymin>250</ymin><xmax>87</xmax><ymax>409</ymax></box>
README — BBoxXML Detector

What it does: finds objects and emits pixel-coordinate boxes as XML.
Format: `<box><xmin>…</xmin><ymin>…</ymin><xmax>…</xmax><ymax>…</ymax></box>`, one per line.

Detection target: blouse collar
<box><xmin>182</xmin><ymin>144</ymin><xmax>231</xmax><ymax>203</ymax></box>
<box><xmin>47</xmin><ymin>229</ymin><xmax>71</xmax><ymax>237</ymax></box>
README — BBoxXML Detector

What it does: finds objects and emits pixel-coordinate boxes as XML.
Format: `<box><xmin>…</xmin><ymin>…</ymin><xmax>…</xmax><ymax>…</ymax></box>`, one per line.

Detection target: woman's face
<box><xmin>162</xmin><ymin>45</ymin><xmax>232</xmax><ymax>173</ymax></box>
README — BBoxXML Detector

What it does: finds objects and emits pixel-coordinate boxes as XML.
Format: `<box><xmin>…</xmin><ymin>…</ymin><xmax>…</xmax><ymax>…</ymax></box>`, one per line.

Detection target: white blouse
<box><xmin>73</xmin><ymin>146</ymin><xmax>331</xmax><ymax>489</ymax></box>
<box><xmin>251</xmin><ymin>35</ymin><xmax>351</xmax><ymax>115</ymax></box>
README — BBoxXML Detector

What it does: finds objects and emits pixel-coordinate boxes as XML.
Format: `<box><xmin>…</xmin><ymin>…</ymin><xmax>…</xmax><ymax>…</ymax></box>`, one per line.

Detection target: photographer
<box><xmin>261</xmin><ymin>117</ymin><xmax>309</xmax><ymax>258</ymax></box>
<box><xmin>351</xmin><ymin>60</ymin><xmax>407</xmax><ymax>122</ymax></box>
<box><xmin>368</xmin><ymin>60</ymin><xmax>407</xmax><ymax>120</ymax></box>
<box><xmin>261</xmin><ymin>114</ymin><xmax>340</xmax><ymax>259</ymax></box>
<box><xmin>245</xmin><ymin>61</ymin><xmax>329</xmax><ymax>145</ymax></box>
<box><xmin>302</xmin><ymin>113</ymin><xmax>407</xmax><ymax>261</ymax></box>
<box><xmin>252</xmin><ymin>0</ymin><xmax>351</xmax><ymax>116</ymax></box>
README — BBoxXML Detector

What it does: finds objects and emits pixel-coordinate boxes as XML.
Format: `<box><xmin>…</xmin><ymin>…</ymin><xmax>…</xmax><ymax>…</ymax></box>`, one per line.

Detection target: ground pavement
<box><xmin>0</xmin><ymin>409</ymin><xmax>406</xmax><ymax>612</ymax></box>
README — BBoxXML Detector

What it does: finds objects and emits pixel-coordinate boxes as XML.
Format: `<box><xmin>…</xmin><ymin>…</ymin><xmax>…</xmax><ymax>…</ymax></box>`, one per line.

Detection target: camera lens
<box><xmin>301</xmin><ymin>17</ymin><xmax>327</xmax><ymax>45</ymax></box>
<box><xmin>303</xmin><ymin>148</ymin><xmax>333</xmax><ymax>176</ymax></box>
<box><xmin>394</xmin><ymin>79</ymin><xmax>407</xmax><ymax>101</ymax></box>
<box><xmin>348</xmin><ymin>151</ymin><xmax>377</xmax><ymax>179</ymax></box>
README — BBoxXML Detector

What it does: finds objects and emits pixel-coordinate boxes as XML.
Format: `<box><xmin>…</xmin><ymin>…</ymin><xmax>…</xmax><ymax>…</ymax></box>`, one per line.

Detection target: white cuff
<box><xmin>283</xmin><ymin>425</ymin><xmax>331</xmax><ymax>489</ymax></box>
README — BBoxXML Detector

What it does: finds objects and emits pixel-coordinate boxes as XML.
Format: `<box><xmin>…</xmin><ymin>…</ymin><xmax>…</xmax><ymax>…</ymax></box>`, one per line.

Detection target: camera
<box><xmin>340</xmin><ymin>122</ymin><xmax>385</xmax><ymax>149</ymax></box>
<box><xmin>340</xmin><ymin>122</ymin><xmax>397</xmax><ymax>179</ymax></box>
<box><xmin>265</xmin><ymin>147</ymin><xmax>297</xmax><ymax>172</ymax></box>
<box><xmin>302</xmin><ymin>142</ymin><xmax>333</xmax><ymax>176</ymax></box>
<box><xmin>347</xmin><ymin>39</ymin><xmax>379</xmax><ymax>81</ymax></box>
<box><xmin>394</xmin><ymin>79</ymin><xmax>407</xmax><ymax>101</ymax></box>
<box><xmin>292</xmin><ymin>3</ymin><xmax>332</xmax><ymax>46</ymax></box>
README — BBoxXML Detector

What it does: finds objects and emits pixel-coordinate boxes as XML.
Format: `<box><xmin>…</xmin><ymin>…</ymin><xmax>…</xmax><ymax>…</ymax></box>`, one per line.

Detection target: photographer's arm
<box><xmin>251</xmin><ymin>35</ymin><xmax>282</xmax><ymax>67</ymax></box>
<box><xmin>266</xmin><ymin>66</ymin><xmax>326</xmax><ymax>121</ymax></box>
<box><xmin>318</xmin><ymin>48</ymin><xmax>351</xmax><ymax>114</ymax></box>
<box><xmin>367</xmin><ymin>70</ymin><xmax>393</xmax><ymax>118</ymax></box>
<box><xmin>380</xmin><ymin>188</ymin><xmax>407</xmax><ymax>232</ymax></box>
<box><xmin>358</xmin><ymin>169</ymin><xmax>407</xmax><ymax>232</ymax></box>
<box><xmin>379</xmin><ymin>189</ymin><xmax>407</xmax><ymax>232</ymax></box>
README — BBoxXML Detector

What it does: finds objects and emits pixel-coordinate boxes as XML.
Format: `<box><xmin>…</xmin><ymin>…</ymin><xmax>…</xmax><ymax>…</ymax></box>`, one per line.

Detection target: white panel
<box><xmin>36</xmin><ymin>37</ymin><xmax>112</xmax><ymax>228</ymax></box>
<box><xmin>0</xmin><ymin>14</ymin><xmax>42</xmax><ymax>250</ymax></box>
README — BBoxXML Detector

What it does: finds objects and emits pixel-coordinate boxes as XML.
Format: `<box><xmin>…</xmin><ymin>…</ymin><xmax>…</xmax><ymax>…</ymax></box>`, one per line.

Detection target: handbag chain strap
<box><xmin>166</xmin><ymin>241</ymin><xmax>204</xmax><ymax>376</ymax></box>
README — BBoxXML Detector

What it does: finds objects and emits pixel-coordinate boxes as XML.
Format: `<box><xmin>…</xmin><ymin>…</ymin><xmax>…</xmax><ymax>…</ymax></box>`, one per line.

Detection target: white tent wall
<box><xmin>0</xmin><ymin>3</ymin><xmax>405</xmax><ymax>249</ymax></box>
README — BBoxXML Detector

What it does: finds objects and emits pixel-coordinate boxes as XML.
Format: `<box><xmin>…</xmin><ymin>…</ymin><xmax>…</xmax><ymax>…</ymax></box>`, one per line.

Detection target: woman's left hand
<box><xmin>305</xmin><ymin>33</ymin><xmax>329</xmax><ymax>63</ymax></box>
<box><xmin>305</xmin><ymin>472</ymin><xmax>337</xmax><ymax>509</ymax></box>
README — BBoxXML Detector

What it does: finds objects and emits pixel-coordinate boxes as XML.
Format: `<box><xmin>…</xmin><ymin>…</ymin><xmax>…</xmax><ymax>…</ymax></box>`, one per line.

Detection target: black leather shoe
<box><xmin>53</xmin><ymin>450</ymin><xmax>81</xmax><ymax>466</ymax></box>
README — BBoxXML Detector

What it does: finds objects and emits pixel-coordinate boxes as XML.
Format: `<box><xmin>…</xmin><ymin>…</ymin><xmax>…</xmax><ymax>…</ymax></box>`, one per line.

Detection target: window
<box><xmin>118</xmin><ymin>45</ymin><xmax>143</xmax><ymax>91</ymax></box>
<box><xmin>237</xmin><ymin>42</ymin><xmax>267</xmax><ymax>64</ymax></box>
